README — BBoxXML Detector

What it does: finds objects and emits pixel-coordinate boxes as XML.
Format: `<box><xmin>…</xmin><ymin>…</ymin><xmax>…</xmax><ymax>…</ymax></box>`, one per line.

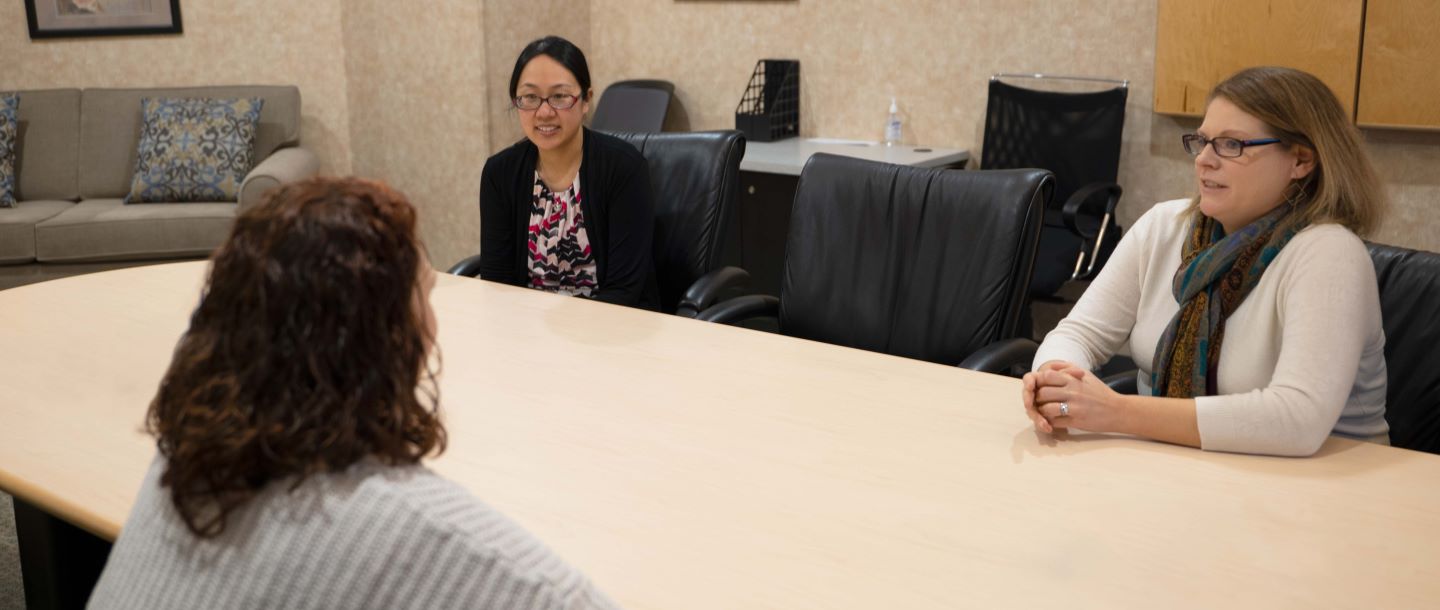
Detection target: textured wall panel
<box><xmin>342</xmin><ymin>0</ymin><xmax>490</xmax><ymax>269</ymax></box>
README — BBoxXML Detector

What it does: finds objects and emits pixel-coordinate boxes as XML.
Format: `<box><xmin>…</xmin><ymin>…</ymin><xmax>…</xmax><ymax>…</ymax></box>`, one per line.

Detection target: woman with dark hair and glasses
<box><xmin>477</xmin><ymin>35</ymin><xmax>657</xmax><ymax>309</ymax></box>
<box><xmin>89</xmin><ymin>177</ymin><xmax>620</xmax><ymax>609</ymax></box>
<box><xmin>1020</xmin><ymin>66</ymin><xmax>1389</xmax><ymax>456</ymax></box>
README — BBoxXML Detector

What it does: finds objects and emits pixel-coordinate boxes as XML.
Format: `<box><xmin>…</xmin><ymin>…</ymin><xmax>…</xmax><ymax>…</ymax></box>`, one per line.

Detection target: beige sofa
<box><xmin>0</xmin><ymin>85</ymin><xmax>319</xmax><ymax>290</ymax></box>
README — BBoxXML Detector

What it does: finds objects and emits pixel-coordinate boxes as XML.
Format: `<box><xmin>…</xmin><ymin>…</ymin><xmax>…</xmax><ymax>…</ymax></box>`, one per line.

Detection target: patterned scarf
<box><xmin>1150</xmin><ymin>203</ymin><xmax>1306</xmax><ymax>397</ymax></box>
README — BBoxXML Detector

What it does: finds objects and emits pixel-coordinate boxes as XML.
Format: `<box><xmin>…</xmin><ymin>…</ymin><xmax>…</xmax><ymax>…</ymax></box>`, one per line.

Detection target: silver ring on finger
<box><xmin>1058</xmin><ymin>402</ymin><xmax>1070</xmax><ymax>417</ymax></box>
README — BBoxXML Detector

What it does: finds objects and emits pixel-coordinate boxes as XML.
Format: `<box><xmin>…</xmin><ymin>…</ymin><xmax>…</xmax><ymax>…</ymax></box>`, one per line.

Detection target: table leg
<box><xmin>13</xmin><ymin>498</ymin><xmax>111</xmax><ymax>610</ymax></box>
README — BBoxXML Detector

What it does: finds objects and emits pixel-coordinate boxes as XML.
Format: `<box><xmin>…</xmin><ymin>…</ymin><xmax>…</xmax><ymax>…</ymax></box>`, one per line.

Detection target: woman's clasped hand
<box><xmin>1022</xmin><ymin>360</ymin><xmax>1122</xmax><ymax>434</ymax></box>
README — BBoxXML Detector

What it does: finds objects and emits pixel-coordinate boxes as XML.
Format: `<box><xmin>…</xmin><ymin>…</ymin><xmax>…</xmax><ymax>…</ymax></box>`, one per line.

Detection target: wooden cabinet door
<box><xmin>1357</xmin><ymin>0</ymin><xmax>1440</xmax><ymax>129</ymax></box>
<box><xmin>1154</xmin><ymin>0</ymin><xmax>1365</xmax><ymax>117</ymax></box>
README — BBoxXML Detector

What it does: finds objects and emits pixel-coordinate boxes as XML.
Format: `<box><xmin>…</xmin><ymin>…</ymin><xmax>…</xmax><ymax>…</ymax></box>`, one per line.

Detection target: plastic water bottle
<box><xmin>884</xmin><ymin>98</ymin><xmax>903</xmax><ymax>146</ymax></box>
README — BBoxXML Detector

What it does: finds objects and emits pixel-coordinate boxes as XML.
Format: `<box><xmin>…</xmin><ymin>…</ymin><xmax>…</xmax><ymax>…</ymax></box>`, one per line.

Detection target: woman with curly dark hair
<box><xmin>89</xmin><ymin>177</ymin><xmax>619</xmax><ymax>609</ymax></box>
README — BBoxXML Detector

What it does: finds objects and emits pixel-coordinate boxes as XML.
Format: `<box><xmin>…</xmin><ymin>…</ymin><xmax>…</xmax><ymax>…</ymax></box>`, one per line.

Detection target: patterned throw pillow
<box><xmin>0</xmin><ymin>92</ymin><xmax>18</xmax><ymax>208</ymax></box>
<box><xmin>125</xmin><ymin>97</ymin><xmax>265</xmax><ymax>203</ymax></box>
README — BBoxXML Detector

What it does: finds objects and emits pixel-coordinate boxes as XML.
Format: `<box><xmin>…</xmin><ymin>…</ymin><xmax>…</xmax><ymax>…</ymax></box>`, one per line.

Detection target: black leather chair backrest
<box><xmin>1368</xmin><ymin>242</ymin><xmax>1440</xmax><ymax>454</ymax></box>
<box><xmin>982</xmin><ymin>78</ymin><xmax>1127</xmax><ymax>296</ymax></box>
<box><xmin>606</xmin><ymin>130</ymin><xmax>745</xmax><ymax>314</ymax></box>
<box><xmin>591</xmin><ymin>80</ymin><xmax>675</xmax><ymax>133</ymax></box>
<box><xmin>779</xmin><ymin>154</ymin><xmax>1051</xmax><ymax>365</ymax></box>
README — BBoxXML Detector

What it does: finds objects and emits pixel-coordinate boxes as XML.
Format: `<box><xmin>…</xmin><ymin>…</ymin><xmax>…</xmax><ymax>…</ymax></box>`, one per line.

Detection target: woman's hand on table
<box><xmin>1021</xmin><ymin>360</ymin><xmax>1081</xmax><ymax>434</ymax></box>
<box><xmin>1024</xmin><ymin>361</ymin><xmax>1125</xmax><ymax>434</ymax></box>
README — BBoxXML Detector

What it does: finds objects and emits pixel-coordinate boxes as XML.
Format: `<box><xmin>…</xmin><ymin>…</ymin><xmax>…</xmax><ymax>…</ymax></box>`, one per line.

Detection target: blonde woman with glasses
<box><xmin>1021</xmin><ymin>66</ymin><xmax>1388</xmax><ymax>456</ymax></box>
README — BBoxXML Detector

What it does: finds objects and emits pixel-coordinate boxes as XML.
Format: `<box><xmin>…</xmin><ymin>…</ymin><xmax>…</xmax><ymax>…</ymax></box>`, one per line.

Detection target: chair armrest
<box><xmin>676</xmin><ymin>266</ymin><xmax>752</xmax><ymax>318</ymax></box>
<box><xmin>1101</xmin><ymin>370</ymin><xmax>1139</xmax><ymax>395</ymax></box>
<box><xmin>962</xmin><ymin>337</ymin><xmax>1141</xmax><ymax>392</ymax></box>
<box><xmin>957</xmin><ymin>337</ymin><xmax>1039</xmax><ymax>375</ymax></box>
<box><xmin>447</xmin><ymin>254</ymin><xmax>484</xmax><ymax>277</ymax></box>
<box><xmin>239</xmin><ymin>147</ymin><xmax>321</xmax><ymax>212</ymax></box>
<box><xmin>1060</xmin><ymin>181</ymin><xmax>1122</xmax><ymax>239</ymax></box>
<box><xmin>694</xmin><ymin>294</ymin><xmax>780</xmax><ymax>325</ymax></box>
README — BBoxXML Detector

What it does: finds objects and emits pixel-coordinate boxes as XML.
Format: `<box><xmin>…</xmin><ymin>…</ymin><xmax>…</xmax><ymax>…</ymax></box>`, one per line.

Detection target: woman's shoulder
<box><xmin>301</xmin><ymin>464</ymin><xmax>607</xmax><ymax>606</ymax></box>
<box><xmin>1128</xmin><ymin>198</ymin><xmax>1194</xmax><ymax>240</ymax></box>
<box><xmin>1141</xmin><ymin>198</ymin><xmax>1193</xmax><ymax>222</ymax></box>
<box><xmin>483</xmin><ymin>137</ymin><xmax>536</xmax><ymax>173</ymax></box>
<box><xmin>348</xmin><ymin>465</ymin><xmax>605</xmax><ymax>598</ymax></box>
<box><xmin>1261</xmin><ymin>223</ymin><xmax>1376</xmax><ymax>308</ymax></box>
<box><xmin>349</xmin><ymin>462</ymin><xmax>468</xmax><ymax>505</ymax></box>
<box><xmin>1293</xmin><ymin>221</ymin><xmax>1364</xmax><ymax>245</ymax></box>
<box><xmin>321</xmin><ymin>464</ymin><xmax>502</xmax><ymax>537</ymax></box>
<box><xmin>493</xmin><ymin>137</ymin><xmax>534</xmax><ymax>158</ymax></box>
<box><xmin>1285</xmin><ymin>222</ymin><xmax>1370</xmax><ymax>267</ymax></box>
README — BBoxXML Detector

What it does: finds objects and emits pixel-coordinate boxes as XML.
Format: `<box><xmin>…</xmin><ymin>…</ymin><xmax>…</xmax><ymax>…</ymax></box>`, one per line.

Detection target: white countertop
<box><xmin>739</xmin><ymin>137</ymin><xmax>970</xmax><ymax>176</ymax></box>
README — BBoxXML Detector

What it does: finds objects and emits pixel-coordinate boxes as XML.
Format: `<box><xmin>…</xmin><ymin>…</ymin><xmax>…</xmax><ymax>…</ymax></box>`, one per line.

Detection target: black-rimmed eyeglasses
<box><xmin>1181</xmin><ymin>133</ymin><xmax>1281</xmax><ymax>158</ymax></box>
<box><xmin>512</xmin><ymin>93</ymin><xmax>580</xmax><ymax>111</ymax></box>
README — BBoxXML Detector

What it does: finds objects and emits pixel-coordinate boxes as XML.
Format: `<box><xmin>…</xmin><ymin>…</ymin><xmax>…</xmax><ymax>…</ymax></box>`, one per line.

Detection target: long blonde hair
<box><xmin>1200</xmin><ymin>66</ymin><xmax>1386</xmax><ymax>236</ymax></box>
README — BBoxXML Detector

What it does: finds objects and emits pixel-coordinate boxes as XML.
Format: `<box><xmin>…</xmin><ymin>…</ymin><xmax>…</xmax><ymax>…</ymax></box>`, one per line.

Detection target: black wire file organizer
<box><xmin>735</xmin><ymin>59</ymin><xmax>800</xmax><ymax>142</ymax></box>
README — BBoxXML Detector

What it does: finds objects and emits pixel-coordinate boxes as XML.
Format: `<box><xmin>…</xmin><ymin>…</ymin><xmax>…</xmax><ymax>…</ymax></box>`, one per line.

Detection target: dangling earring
<box><xmin>1283</xmin><ymin>178</ymin><xmax>1308</xmax><ymax>208</ymax></box>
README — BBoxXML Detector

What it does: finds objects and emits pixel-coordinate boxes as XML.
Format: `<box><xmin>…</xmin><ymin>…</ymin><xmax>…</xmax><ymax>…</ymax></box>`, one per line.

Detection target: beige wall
<box><xmin>341</xmin><ymin>0</ymin><xmax>491</xmax><ymax>269</ymax></box>
<box><xmin>0</xmin><ymin>0</ymin><xmax>354</xmax><ymax>176</ymax></box>
<box><xmin>1366</xmin><ymin>130</ymin><xmax>1440</xmax><ymax>252</ymax></box>
<box><xmin>591</xmin><ymin>0</ymin><xmax>1440</xmax><ymax>252</ymax></box>
<box><xmin>3</xmin><ymin>0</ymin><xmax>1435</xmax><ymax>261</ymax></box>
<box><xmin>483</xmin><ymin>1</ymin><xmax>592</xmax><ymax>152</ymax></box>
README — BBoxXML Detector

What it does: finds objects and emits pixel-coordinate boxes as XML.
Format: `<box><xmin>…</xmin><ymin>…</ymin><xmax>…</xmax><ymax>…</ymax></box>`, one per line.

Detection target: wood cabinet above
<box><xmin>1357</xmin><ymin>0</ymin><xmax>1440</xmax><ymax>130</ymax></box>
<box><xmin>1153</xmin><ymin>0</ymin><xmax>1364</xmax><ymax>118</ymax></box>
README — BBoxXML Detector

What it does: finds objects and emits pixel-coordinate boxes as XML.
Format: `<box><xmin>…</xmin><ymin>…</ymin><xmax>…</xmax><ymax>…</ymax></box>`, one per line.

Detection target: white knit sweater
<box><xmin>89</xmin><ymin>457</ymin><xmax>621</xmax><ymax>609</ymax></box>
<box><xmin>1034</xmin><ymin>199</ymin><xmax>1388</xmax><ymax>456</ymax></box>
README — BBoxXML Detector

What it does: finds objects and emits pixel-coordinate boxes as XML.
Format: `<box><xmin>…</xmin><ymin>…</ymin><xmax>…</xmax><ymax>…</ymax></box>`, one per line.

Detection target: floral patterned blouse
<box><xmin>526</xmin><ymin>171</ymin><xmax>597</xmax><ymax>297</ymax></box>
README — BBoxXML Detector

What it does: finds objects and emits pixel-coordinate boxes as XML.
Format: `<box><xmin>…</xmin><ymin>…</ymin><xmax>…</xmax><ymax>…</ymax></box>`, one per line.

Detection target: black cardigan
<box><xmin>478</xmin><ymin>128</ymin><xmax>658</xmax><ymax>309</ymax></box>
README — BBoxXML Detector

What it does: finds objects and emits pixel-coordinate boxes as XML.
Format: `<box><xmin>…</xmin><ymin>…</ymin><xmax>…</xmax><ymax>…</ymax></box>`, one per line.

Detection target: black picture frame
<box><xmin>25</xmin><ymin>0</ymin><xmax>183</xmax><ymax>39</ymax></box>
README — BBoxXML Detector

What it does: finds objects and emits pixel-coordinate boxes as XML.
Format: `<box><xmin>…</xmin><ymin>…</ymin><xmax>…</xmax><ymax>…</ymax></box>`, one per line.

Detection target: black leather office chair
<box><xmin>449</xmin><ymin>130</ymin><xmax>747</xmax><ymax>316</ymax></box>
<box><xmin>606</xmin><ymin>130</ymin><xmax>747</xmax><ymax>315</ymax></box>
<box><xmin>698</xmin><ymin>154</ymin><xmax>1051</xmax><ymax>366</ymax></box>
<box><xmin>590</xmin><ymin>80</ymin><xmax>675</xmax><ymax>133</ymax></box>
<box><xmin>981</xmin><ymin>75</ymin><xmax>1127</xmax><ymax>303</ymax></box>
<box><xmin>960</xmin><ymin>333</ymin><xmax>1137</xmax><ymax>392</ymax></box>
<box><xmin>1368</xmin><ymin>242</ymin><xmax>1440</xmax><ymax>454</ymax></box>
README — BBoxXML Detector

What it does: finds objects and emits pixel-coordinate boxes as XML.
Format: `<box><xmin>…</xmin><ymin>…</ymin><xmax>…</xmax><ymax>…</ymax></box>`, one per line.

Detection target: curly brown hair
<box><xmin>147</xmin><ymin>177</ymin><xmax>445</xmax><ymax>538</ymax></box>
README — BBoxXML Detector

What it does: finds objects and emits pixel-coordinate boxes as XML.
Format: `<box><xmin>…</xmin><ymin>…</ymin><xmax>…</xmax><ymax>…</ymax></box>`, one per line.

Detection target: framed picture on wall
<box><xmin>25</xmin><ymin>0</ymin><xmax>183</xmax><ymax>39</ymax></box>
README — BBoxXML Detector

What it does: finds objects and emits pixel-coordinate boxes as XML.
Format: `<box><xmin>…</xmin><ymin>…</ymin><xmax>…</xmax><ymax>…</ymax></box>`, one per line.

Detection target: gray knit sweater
<box><xmin>88</xmin><ymin>457</ymin><xmax>621</xmax><ymax>609</ymax></box>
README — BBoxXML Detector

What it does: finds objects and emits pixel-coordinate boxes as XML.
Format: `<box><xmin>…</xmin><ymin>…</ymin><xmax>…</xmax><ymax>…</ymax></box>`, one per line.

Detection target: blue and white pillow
<box><xmin>0</xmin><ymin>92</ymin><xmax>18</xmax><ymax>208</ymax></box>
<box><xmin>125</xmin><ymin>97</ymin><xmax>265</xmax><ymax>203</ymax></box>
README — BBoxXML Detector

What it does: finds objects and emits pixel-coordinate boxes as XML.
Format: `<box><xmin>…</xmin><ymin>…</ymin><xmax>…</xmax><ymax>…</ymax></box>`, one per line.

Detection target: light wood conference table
<box><xmin>2</xmin><ymin>261</ymin><xmax>1439</xmax><ymax>609</ymax></box>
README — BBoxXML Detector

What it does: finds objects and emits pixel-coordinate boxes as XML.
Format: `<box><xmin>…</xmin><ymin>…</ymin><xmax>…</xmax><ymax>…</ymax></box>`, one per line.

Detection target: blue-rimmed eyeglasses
<box><xmin>512</xmin><ymin>93</ymin><xmax>580</xmax><ymax>111</ymax></box>
<box><xmin>1180</xmin><ymin>133</ymin><xmax>1284</xmax><ymax>158</ymax></box>
<box><xmin>1181</xmin><ymin>133</ymin><xmax>1281</xmax><ymax>158</ymax></box>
